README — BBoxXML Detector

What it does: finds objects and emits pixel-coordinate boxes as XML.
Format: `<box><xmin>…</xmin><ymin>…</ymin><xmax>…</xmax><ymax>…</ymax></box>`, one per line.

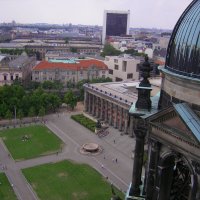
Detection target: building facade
<box><xmin>104</xmin><ymin>54</ymin><xmax>141</xmax><ymax>81</ymax></box>
<box><xmin>84</xmin><ymin>80</ymin><xmax>160</xmax><ymax>137</ymax></box>
<box><xmin>0</xmin><ymin>53</ymin><xmax>36</xmax><ymax>85</ymax></box>
<box><xmin>32</xmin><ymin>59</ymin><xmax>108</xmax><ymax>84</ymax></box>
<box><xmin>126</xmin><ymin>1</ymin><xmax>200</xmax><ymax>199</ymax></box>
<box><xmin>102</xmin><ymin>10</ymin><xmax>130</xmax><ymax>44</ymax></box>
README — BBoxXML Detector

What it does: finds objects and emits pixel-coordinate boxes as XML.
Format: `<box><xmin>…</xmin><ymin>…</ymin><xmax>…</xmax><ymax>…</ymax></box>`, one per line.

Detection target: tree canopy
<box><xmin>100</xmin><ymin>43</ymin><xmax>121</xmax><ymax>57</ymax></box>
<box><xmin>64</xmin><ymin>90</ymin><xmax>77</xmax><ymax>110</ymax></box>
<box><xmin>0</xmin><ymin>85</ymin><xmax>61</xmax><ymax>119</ymax></box>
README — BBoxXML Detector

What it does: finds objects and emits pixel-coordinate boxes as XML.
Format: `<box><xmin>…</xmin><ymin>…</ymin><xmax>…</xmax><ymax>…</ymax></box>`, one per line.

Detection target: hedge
<box><xmin>71</xmin><ymin>114</ymin><xmax>96</xmax><ymax>132</ymax></box>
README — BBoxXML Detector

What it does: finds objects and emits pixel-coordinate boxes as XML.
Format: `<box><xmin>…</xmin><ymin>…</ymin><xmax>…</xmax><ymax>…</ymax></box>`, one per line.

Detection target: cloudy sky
<box><xmin>0</xmin><ymin>0</ymin><xmax>192</xmax><ymax>29</ymax></box>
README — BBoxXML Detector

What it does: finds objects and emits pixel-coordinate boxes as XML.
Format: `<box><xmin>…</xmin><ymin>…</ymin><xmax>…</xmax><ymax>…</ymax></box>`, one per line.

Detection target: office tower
<box><xmin>102</xmin><ymin>10</ymin><xmax>130</xmax><ymax>44</ymax></box>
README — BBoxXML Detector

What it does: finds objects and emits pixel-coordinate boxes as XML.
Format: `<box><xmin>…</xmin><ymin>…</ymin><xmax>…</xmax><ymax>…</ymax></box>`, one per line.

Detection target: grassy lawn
<box><xmin>71</xmin><ymin>114</ymin><xmax>96</xmax><ymax>132</ymax></box>
<box><xmin>22</xmin><ymin>160</ymin><xmax>124</xmax><ymax>200</ymax></box>
<box><xmin>0</xmin><ymin>173</ymin><xmax>17</xmax><ymax>200</ymax></box>
<box><xmin>0</xmin><ymin>125</ymin><xmax>63</xmax><ymax>160</ymax></box>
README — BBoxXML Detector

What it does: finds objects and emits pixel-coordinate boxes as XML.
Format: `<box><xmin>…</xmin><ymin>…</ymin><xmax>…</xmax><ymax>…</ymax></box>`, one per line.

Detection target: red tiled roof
<box><xmin>33</xmin><ymin>59</ymin><xmax>108</xmax><ymax>71</ymax></box>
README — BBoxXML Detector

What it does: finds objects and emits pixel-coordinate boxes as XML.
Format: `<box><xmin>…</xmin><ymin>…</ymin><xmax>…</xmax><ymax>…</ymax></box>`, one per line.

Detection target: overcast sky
<box><xmin>0</xmin><ymin>0</ymin><xmax>193</xmax><ymax>29</ymax></box>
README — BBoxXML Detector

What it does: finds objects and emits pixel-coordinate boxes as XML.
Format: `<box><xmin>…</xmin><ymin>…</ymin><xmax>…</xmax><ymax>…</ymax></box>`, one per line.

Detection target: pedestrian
<box><xmin>101</xmin><ymin>164</ymin><xmax>104</xmax><ymax>169</ymax></box>
<box><xmin>56</xmin><ymin>151</ymin><xmax>58</xmax><ymax>156</ymax></box>
<box><xmin>103</xmin><ymin>155</ymin><xmax>106</xmax><ymax>159</ymax></box>
<box><xmin>113</xmin><ymin>139</ymin><xmax>115</xmax><ymax>144</ymax></box>
<box><xmin>115</xmin><ymin>158</ymin><xmax>118</xmax><ymax>163</ymax></box>
<box><xmin>112</xmin><ymin>158</ymin><xmax>115</xmax><ymax>163</ymax></box>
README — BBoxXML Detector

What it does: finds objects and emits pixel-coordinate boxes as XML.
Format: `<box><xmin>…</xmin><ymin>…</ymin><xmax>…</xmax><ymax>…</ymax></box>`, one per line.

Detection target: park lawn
<box><xmin>0</xmin><ymin>125</ymin><xmax>63</xmax><ymax>160</ymax></box>
<box><xmin>22</xmin><ymin>160</ymin><xmax>124</xmax><ymax>200</ymax></box>
<box><xmin>0</xmin><ymin>173</ymin><xmax>17</xmax><ymax>200</ymax></box>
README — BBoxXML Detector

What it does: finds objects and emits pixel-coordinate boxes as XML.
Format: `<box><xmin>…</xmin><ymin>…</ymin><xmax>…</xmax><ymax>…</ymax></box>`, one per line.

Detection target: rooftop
<box><xmin>33</xmin><ymin>59</ymin><xmax>108</xmax><ymax>71</ymax></box>
<box><xmin>85</xmin><ymin>79</ymin><xmax>161</xmax><ymax>108</ymax></box>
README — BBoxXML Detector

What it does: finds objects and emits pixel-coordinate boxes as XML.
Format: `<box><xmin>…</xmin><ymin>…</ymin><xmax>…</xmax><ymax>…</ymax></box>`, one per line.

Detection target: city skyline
<box><xmin>0</xmin><ymin>0</ymin><xmax>192</xmax><ymax>29</ymax></box>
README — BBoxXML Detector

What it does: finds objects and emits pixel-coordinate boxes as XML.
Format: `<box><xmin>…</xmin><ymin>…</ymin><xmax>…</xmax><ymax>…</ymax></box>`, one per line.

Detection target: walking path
<box><xmin>0</xmin><ymin>111</ymin><xmax>135</xmax><ymax>199</ymax></box>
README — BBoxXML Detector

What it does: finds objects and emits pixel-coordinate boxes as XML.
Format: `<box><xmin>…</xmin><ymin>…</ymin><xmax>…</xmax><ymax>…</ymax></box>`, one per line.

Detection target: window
<box><xmin>109</xmin><ymin>69</ymin><xmax>113</xmax><ymax>74</ymax></box>
<box><xmin>72</xmin><ymin>71</ymin><xmax>75</xmax><ymax>75</ymax></box>
<box><xmin>10</xmin><ymin>75</ymin><xmax>13</xmax><ymax>80</ymax></box>
<box><xmin>122</xmin><ymin>61</ymin><xmax>127</xmax><ymax>72</ymax></box>
<box><xmin>102</xmin><ymin>70</ymin><xmax>105</xmax><ymax>74</ymax></box>
<box><xmin>114</xmin><ymin>65</ymin><xmax>119</xmax><ymax>70</ymax></box>
<box><xmin>15</xmin><ymin>74</ymin><xmax>19</xmax><ymax>80</ymax></box>
<box><xmin>127</xmin><ymin>73</ymin><xmax>133</xmax><ymax>79</ymax></box>
<box><xmin>102</xmin><ymin>75</ymin><xmax>105</xmax><ymax>78</ymax></box>
<box><xmin>114</xmin><ymin>59</ymin><xmax>118</xmax><ymax>63</ymax></box>
<box><xmin>4</xmin><ymin>75</ymin><xmax>7</xmax><ymax>81</ymax></box>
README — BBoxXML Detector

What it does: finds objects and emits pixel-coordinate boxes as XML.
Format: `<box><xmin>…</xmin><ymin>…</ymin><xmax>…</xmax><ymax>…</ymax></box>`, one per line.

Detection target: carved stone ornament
<box><xmin>192</xmin><ymin>160</ymin><xmax>200</xmax><ymax>174</ymax></box>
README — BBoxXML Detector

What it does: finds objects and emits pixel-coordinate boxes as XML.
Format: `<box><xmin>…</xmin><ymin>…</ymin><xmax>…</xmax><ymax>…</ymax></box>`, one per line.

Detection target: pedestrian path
<box><xmin>0</xmin><ymin>112</ymin><xmax>135</xmax><ymax>199</ymax></box>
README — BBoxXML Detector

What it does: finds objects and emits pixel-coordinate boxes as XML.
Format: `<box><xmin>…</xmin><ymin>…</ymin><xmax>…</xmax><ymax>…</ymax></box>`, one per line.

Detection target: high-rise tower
<box><xmin>102</xmin><ymin>10</ymin><xmax>130</xmax><ymax>44</ymax></box>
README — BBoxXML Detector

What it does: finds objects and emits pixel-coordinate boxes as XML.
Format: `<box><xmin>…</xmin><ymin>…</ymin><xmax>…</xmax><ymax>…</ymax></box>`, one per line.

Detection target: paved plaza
<box><xmin>0</xmin><ymin>111</ymin><xmax>136</xmax><ymax>200</ymax></box>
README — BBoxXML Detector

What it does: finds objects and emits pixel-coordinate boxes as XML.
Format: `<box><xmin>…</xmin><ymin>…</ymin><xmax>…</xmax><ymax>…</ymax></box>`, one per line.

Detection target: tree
<box><xmin>70</xmin><ymin>47</ymin><xmax>77</xmax><ymax>53</ymax></box>
<box><xmin>5</xmin><ymin>110</ymin><xmax>12</xmax><ymax>125</ymax></box>
<box><xmin>100</xmin><ymin>43</ymin><xmax>121</xmax><ymax>57</ymax></box>
<box><xmin>17</xmin><ymin>109</ymin><xmax>24</xmax><ymax>124</ymax></box>
<box><xmin>28</xmin><ymin>107</ymin><xmax>36</xmax><ymax>120</ymax></box>
<box><xmin>64</xmin><ymin>90</ymin><xmax>77</xmax><ymax>110</ymax></box>
<box><xmin>38</xmin><ymin>106</ymin><xmax>45</xmax><ymax>121</ymax></box>
<box><xmin>5</xmin><ymin>110</ymin><xmax>12</xmax><ymax>120</ymax></box>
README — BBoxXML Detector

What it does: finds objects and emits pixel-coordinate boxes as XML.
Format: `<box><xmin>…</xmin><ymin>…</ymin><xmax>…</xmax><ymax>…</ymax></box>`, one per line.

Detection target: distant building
<box><xmin>32</xmin><ymin>59</ymin><xmax>108</xmax><ymax>84</ymax></box>
<box><xmin>104</xmin><ymin>54</ymin><xmax>141</xmax><ymax>82</ymax></box>
<box><xmin>102</xmin><ymin>10</ymin><xmax>130</xmax><ymax>44</ymax></box>
<box><xmin>0</xmin><ymin>53</ymin><xmax>36</xmax><ymax>86</ymax></box>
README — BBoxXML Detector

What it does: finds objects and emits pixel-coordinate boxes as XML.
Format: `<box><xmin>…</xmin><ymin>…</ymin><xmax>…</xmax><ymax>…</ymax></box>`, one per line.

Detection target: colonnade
<box><xmin>84</xmin><ymin>91</ymin><xmax>133</xmax><ymax>135</ymax></box>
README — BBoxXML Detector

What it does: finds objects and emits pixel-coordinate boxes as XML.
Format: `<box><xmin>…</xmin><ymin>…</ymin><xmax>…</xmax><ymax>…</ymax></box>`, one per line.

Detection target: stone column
<box><xmin>118</xmin><ymin>107</ymin><xmax>123</xmax><ymax>131</ymax></box>
<box><xmin>100</xmin><ymin>98</ymin><xmax>104</xmax><ymax>120</ymax></box>
<box><xmin>95</xmin><ymin>97</ymin><xmax>99</xmax><ymax>118</ymax></box>
<box><xmin>88</xmin><ymin>93</ymin><xmax>92</xmax><ymax>114</ymax></box>
<box><xmin>153</xmin><ymin>156</ymin><xmax>175</xmax><ymax>200</ymax></box>
<box><xmin>92</xmin><ymin>95</ymin><xmax>95</xmax><ymax>116</ymax></box>
<box><xmin>104</xmin><ymin>101</ymin><xmax>108</xmax><ymax>123</ymax></box>
<box><xmin>84</xmin><ymin>91</ymin><xmax>88</xmax><ymax>112</ymax></box>
<box><xmin>109</xmin><ymin>102</ymin><xmax>113</xmax><ymax>126</ymax></box>
<box><xmin>114</xmin><ymin>104</ymin><xmax>118</xmax><ymax>128</ymax></box>
<box><xmin>129</xmin><ymin>127</ymin><xmax>146</xmax><ymax>196</ymax></box>
<box><xmin>129</xmin><ymin>116</ymin><xmax>134</xmax><ymax>137</ymax></box>
<box><xmin>144</xmin><ymin>139</ymin><xmax>160</xmax><ymax>199</ymax></box>
<box><xmin>123</xmin><ymin>110</ymin><xmax>128</xmax><ymax>134</ymax></box>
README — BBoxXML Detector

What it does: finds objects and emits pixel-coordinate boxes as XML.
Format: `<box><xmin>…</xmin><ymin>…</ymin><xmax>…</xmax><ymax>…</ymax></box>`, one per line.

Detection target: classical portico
<box><xmin>84</xmin><ymin>82</ymin><xmax>131</xmax><ymax>134</ymax></box>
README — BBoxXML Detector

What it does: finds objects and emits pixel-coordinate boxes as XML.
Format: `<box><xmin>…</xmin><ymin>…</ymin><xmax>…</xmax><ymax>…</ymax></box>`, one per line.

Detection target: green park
<box><xmin>0</xmin><ymin>173</ymin><xmax>17</xmax><ymax>200</ymax></box>
<box><xmin>0</xmin><ymin>125</ymin><xmax>124</xmax><ymax>199</ymax></box>
<box><xmin>0</xmin><ymin>125</ymin><xmax>63</xmax><ymax>160</ymax></box>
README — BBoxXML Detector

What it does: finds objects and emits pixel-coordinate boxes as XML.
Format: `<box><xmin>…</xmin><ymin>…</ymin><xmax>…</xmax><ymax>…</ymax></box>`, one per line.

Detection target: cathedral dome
<box><xmin>165</xmin><ymin>0</ymin><xmax>200</xmax><ymax>78</ymax></box>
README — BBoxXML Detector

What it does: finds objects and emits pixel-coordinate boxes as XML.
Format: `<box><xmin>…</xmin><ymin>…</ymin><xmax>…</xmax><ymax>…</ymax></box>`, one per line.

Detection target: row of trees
<box><xmin>0</xmin><ymin>84</ymin><xmax>79</xmax><ymax>120</ymax></box>
<box><xmin>100</xmin><ymin>43</ymin><xmax>146</xmax><ymax>58</ymax></box>
<box><xmin>0</xmin><ymin>85</ymin><xmax>61</xmax><ymax>119</ymax></box>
